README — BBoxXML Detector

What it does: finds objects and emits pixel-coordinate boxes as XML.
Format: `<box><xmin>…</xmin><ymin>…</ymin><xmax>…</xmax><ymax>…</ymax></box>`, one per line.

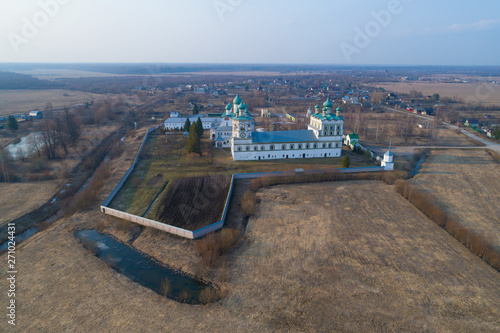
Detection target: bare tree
<box><xmin>375</xmin><ymin>120</ymin><xmax>382</xmax><ymax>142</ymax></box>
<box><xmin>64</xmin><ymin>107</ymin><xmax>80</xmax><ymax>146</ymax></box>
<box><xmin>27</xmin><ymin>129</ymin><xmax>44</xmax><ymax>158</ymax></box>
<box><xmin>427</xmin><ymin>119</ymin><xmax>440</xmax><ymax>143</ymax></box>
<box><xmin>16</xmin><ymin>147</ymin><xmax>26</xmax><ymax>162</ymax></box>
<box><xmin>353</xmin><ymin>110</ymin><xmax>364</xmax><ymax>134</ymax></box>
<box><xmin>397</xmin><ymin>115</ymin><xmax>416</xmax><ymax>143</ymax></box>
<box><xmin>40</xmin><ymin>119</ymin><xmax>58</xmax><ymax>159</ymax></box>
<box><xmin>0</xmin><ymin>148</ymin><xmax>12</xmax><ymax>182</ymax></box>
<box><xmin>44</xmin><ymin>102</ymin><xmax>53</xmax><ymax>119</ymax></box>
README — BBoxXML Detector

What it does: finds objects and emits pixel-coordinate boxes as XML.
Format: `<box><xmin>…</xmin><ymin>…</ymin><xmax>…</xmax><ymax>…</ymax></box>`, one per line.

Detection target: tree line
<box><xmin>186</xmin><ymin>118</ymin><xmax>204</xmax><ymax>154</ymax></box>
<box><xmin>0</xmin><ymin>71</ymin><xmax>62</xmax><ymax>90</ymax></box>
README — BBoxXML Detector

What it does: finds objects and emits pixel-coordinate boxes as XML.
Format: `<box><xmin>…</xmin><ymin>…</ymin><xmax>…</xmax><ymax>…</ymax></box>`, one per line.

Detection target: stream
<box><xmin>75</xmin><ymin>230</ymin><xmax>219</xmax><ymax>304</ymax></box>
<box><xmin>411</xmin><ymin>157</ymin><xmax>427</xmax><ymax>177</ymax></box>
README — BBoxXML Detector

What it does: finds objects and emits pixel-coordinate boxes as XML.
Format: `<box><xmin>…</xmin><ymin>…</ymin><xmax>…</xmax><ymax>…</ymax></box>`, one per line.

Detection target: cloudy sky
<box><xmin>1</xmin><ymin>0</ymin><xmax>499</xmax><ymax>65</ymax></box>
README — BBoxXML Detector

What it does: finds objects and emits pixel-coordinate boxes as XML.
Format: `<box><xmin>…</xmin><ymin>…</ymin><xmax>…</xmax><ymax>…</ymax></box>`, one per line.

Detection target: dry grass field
<box><xmin>346</xmin><ymin>112</ymin><xmax>483</xmax><ymax>147</ymax></box>
<box><xmin>410</xmin><ymin>149</ymin><xmax>500</xmax><ymax>250</ymax></box>
<box><xmin>0</xmin><ymin>180</ymin><xmax>60</xmax><ymax>227</ymax></box>
<box><xmin>16</xmin><ymin>69</ymin><xmax>123</xmax><ymax>80</ymax></box>
<box><xmin>0</xmin><ymin>89</ymin><xmax>102</xmax><ymax>115</ymax></box>
<box><xmin>223</xmin><ymin>181</ymin><xmax>500</xmax><ymax>332</ymax></box>
<box><xmin>370</xmin><ymin>81</ymin><xmax>500</xmax><ymax>105</ymax></box>
<box><xmin>4</xmin><ymin>177</ymin><xmax>500</xmax><ymax>332</ymax></box>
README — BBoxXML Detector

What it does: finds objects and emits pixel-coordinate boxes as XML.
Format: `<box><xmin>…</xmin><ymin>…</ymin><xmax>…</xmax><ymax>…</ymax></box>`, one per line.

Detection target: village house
<box><xmin>465</xmin><ymin>119</ymin><xmax>480</xmax><ymax>128</ymax></box>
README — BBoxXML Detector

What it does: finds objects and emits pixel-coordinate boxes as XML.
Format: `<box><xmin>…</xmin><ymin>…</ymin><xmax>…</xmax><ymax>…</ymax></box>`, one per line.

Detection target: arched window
<box><xmin>313</xmin><ymin>143</ymin><xmax>317</xmax><ymax>148</ymax></box>
<box><xmin>270</xmin><ymin>145</ymin><xmax>275</xmax><ymax>150</ymax></box>
<box><xmin>254</xmin><ymin>146</ymin><xmax>258</xmax><ymax>151</ymax></box>
<box><xmin>246</xmin><ymin>146</ymin><xmax>250</xmax><ymax>151</ymax></box>
<box><xmin>237</xmin><ymin>147</ymin><xmax>242</xmax><ymax>151</ymax></box>
<box><xmin>261</xmin><ymin>146</ymin><xmax>265</xmax><ymax>151</ymax></box>
<box><xmin>298</xmin><ymin>144</ymin><xmax>302</xmax><ymax>149</ymax></box>
<box><xmin>322</xmin><ymin>143</ymin><xmax>326</xmax><ymax>148</ymax></box>
<box><xmin>290</xmin><ymin>144</ymin><xmax>295</xmax><ymax>149</ymax></box>
<box><xmin>282</xmin><ymin>145</ymin><xmax>287</xmax><ymax>150</ymax></box>
<box><xmin>306</xmin><ymin>144</ymin><xmax>310</xmax><ymax>149</ymax></box>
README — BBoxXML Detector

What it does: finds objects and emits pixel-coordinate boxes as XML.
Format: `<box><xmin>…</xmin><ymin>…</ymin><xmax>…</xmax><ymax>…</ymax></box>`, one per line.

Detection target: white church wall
<box><xmin>232</xmin><ymin>147</ymin><xmax>342</xmax><ymax>161</ymax></box>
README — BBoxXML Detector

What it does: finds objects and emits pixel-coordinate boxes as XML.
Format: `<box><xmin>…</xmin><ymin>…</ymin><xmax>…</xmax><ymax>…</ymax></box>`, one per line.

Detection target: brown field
<box><xmin>410</xmin><ymin>149</ymin><xmax>500</xmax><ymax>250</ymax></box>
<box><xmin>17</xmin><ymin>69</ymin><xmax>124</xmax><ymax>80</ymax></box>
<box><xmin>5</xmin><ymin>175</ymin><xmax>500</xmax><ymax>332</ymax></box>
<box><xmin>370</xmin><ymin>81</ymin><xmax>500</xmax><ymax>105</ymax></box>
<box><xmin>0</xmin><ymin>180</ymin><xmax>60</xmax><ymax>227</ymax></box>
<box><xmin>148</xmin><ymin>175</ymin><xmax>232</xmax><ymax>231</ymax></box>
<box><xmin>0</xmin><ymin>89</ymin><xmax>103</xmax><ymax>115</ymax></box>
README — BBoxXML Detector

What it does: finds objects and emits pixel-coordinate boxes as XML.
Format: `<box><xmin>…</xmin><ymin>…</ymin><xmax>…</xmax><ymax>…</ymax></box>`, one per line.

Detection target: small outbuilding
<box><xmin>29</xmin><ymin>111</ymin><xmax>43</xmax><ymax>119</ymax></box>
<box><xmin>345</xmin><ymin>133</ymin><xmax>359</xmax><ymax>147</ymax></box>
<box><xmin>381</xmin><ymin>150</ymin><xmax>394</xmax><ymax>171</ymax></box>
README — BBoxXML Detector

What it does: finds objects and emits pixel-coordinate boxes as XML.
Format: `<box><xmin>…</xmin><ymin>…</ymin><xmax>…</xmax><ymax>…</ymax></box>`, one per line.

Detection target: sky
<box><xmin>1</xmin><ymin>0</ymin><xmax>499</xmax><ymax>66</ymax></box>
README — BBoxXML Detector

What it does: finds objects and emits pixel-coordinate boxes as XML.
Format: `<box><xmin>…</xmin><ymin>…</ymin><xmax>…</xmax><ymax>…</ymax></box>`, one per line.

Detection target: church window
<box><xmin>298</xmin><ymin>144</ymin><xmax>302</xmax><ymax>149</ymax></box>
<box><xmin>237</xmin><ymin>147</ymin><xmax>242</xmax><ymax>152</ymax></box>
<box><xmin>246</xmin><ymin>146</ymin><xmax>250</xmax><ymax>151</ymax></box>
<box><xmin>261</xmin><ymin>146</ymin><xmax>265</xmax><ymax>151</ymax></box>
<box><xmin>282</xmin><ymin>145</ymin><xmax>287</xmax><ymax>150</ymax></box>
<box><xmin>270</xmin><ymin>145</ymin><xmax>275</xmax><ymax>150</ymax></box>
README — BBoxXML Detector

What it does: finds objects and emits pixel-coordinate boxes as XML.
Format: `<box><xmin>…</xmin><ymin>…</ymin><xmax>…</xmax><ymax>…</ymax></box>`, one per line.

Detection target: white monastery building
<box><xmin>163</xmin><ymin>94</ymin><xmax>397</xmax><ymax>167</ymax></box>
<box><xmin>229</xmin><ymin>95</ymin><xmax>344</xmax><ymax>161</ymax></box>
<box><xmin>164</xmin><ymin>114</ymin><xmax>215</xmax><ymax>131</ymax></box>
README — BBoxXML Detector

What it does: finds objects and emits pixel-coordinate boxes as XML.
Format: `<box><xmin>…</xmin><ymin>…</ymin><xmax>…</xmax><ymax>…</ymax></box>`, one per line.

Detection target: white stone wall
<box><xmin>233</xmin><ymin>147</ymin><xmax>342</xmax><ymax>161</ymax></box>
<box><xmin>382</xmin><ymin>161</ymin><xmax>394</xmax><ymax>171</ymax></box>
<box><xmin>164</xmin><ymin>118</ymin><xmax>216</xmax><ymax>131</ymax></box>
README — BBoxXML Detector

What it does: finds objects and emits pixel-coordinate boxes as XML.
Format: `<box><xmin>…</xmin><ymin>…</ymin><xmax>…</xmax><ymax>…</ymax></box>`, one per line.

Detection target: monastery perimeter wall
<box><xmin>101</xmin><ymin>125</ymin><xmax>385</xmax><ymax>240</ymax></box>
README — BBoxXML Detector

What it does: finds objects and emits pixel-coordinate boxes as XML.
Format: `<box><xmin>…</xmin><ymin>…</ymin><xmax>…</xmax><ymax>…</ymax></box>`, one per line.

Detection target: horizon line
<box><xmin>1</xmin><ymin>62</ymin><xmax>500</xmax><ymax>68</ymax></box>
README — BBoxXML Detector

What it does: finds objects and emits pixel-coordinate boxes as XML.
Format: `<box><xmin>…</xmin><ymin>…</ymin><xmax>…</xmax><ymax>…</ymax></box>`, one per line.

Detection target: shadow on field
<box><xmin>424</xmin><ymin>155</ymin><xmax>493</xmax><ymax>165</ymax></box>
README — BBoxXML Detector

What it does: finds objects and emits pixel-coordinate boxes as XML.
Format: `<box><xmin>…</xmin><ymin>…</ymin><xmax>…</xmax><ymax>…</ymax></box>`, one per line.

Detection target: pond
<box><xmin>75</xmin><ymin>230</ymin><xmax>219</xmax><ymax>305</ymax></box>
<box><xmin>6</xmin><ymin>132</ymin><xmax>43</xmax><ymax>159</ymax></box>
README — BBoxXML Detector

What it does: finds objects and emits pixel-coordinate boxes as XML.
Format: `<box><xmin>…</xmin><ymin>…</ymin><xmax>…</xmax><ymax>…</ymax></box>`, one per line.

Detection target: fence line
<box><xmin>101</xmin><ymin>206</ymin><xmax>195</xmax><ymax>239</ymax></box>
<box><xmin>233</xmin><ymin>166</ymin><xmax>385</xmax><ymax>180</ymax></box>
<box><xmin>100</xmin><ymin>127</ymin><xmax>233</xmax><ymax>239</ymax></box>
<box><xmin>101</xmin><ymin>125</ymin><xmax>386</xmax><ymax>239</ymax></box>
<box><xmin>102</xmin><ymin>126</ymin><xmax>158</xmax><ymax>207</ymax></box>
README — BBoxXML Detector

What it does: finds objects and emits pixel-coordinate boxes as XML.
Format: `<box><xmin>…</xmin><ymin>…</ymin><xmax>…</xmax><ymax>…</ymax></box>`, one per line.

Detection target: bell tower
<box><xmin>233</xmin><ymin>103</ymin><xmax>253</xmax><ymax>140</ymax></box>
